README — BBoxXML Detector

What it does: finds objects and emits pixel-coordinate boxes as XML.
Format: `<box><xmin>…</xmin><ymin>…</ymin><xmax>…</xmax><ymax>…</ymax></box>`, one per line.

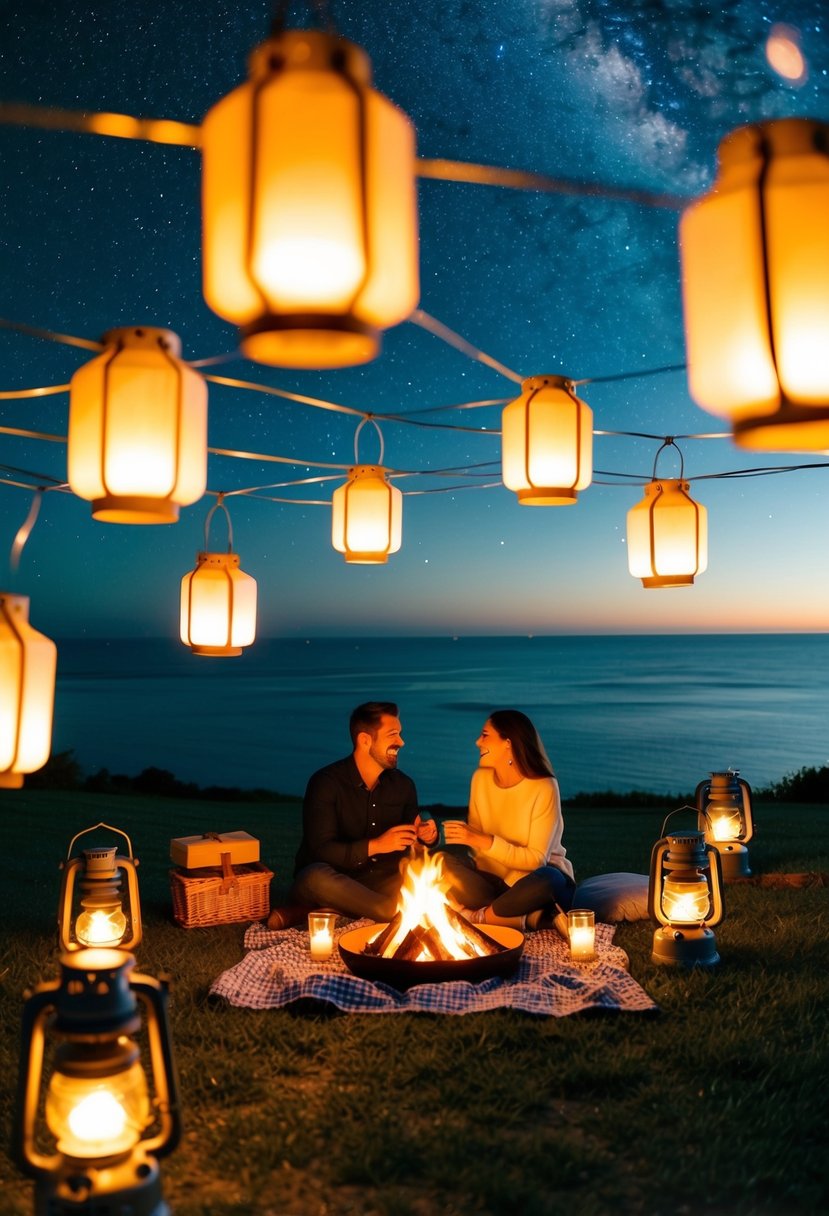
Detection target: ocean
<box><xmin>50</xmin><ymin>634</ymin><xmax>829</xmax><ymax>806</ymax></box>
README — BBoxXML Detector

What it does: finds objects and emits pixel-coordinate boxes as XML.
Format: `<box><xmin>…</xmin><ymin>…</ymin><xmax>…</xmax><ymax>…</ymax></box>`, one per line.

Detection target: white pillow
<box><xmin>572</xmin><ymin>872</ymin><xmax>650</xmax><ymax>922</ymax></box>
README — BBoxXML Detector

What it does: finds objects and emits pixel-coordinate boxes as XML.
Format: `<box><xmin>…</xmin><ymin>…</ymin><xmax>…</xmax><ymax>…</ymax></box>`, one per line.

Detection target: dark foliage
<box><xmin>25</xmin><ymin>749</ymin><xmax>298</xmax><ymax>803</ymax></box>
<box><xmin>758</xmin><ymin>765</ymin><xmax>829</xmax><ymax>804</ymax></box>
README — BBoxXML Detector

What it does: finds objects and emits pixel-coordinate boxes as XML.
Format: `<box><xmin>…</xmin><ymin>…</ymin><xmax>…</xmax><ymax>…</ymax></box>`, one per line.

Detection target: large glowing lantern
<box><xmin>68</xmin><ymin>326</ymin><xmax>207</xmax><ymax>524</ymax></box>
<box><xmin>627</xmin><ymin>480</ymin><xmax>708</xmax><ymax>588</ymax></box>
<box><xmin>180</xmin><ymin>500</ymin><xmax>257</xmax><ymax>656</ymax></box>
<box><xmin>58</xmin><ymin>823</ymin><xmax>142</xmax><ymax>952</ymax></box>
<box><xmin>0</xmin><ymin>593</ymin><xmax>57</xmax><ymax>789</ymax></box>
<box><xmin>201</xmin><ymin>27</ymin><xmax>419</xmax><ymax>369</ymax></box>
<box><xmin>696</xmin><ymin>770</ymin><xmax>755</xmax><ymax>881</ymax></box>
<box><xmin>14</xmin><ymin>949</ymin><xmax>180</xmax><ymax>1214</ymax></box>
<box><xmin>501</xmin><ymin>376</ymin><xmax>593</xmax><ymax>504</ymax></box>
<box><xmin>332</xmin><ymin>465</ymin><xmax>402</xmax><ymax>563</ymax></box>
<box><xmin>649</xmin><ymin>817</ymin><xmax>725</xmax><ymax>967</ymax></box>
<box><xmin>680</xmin><ymin>118</ymin><xmax>829</xmax><ymax>450</ymax></box>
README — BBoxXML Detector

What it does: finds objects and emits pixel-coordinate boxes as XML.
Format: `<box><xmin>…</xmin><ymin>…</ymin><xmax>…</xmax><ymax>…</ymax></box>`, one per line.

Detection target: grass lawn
<box><xmin>0</xmin><ymin>789</ymin><xmax>827</xmax><ymax>1215</ymax></box>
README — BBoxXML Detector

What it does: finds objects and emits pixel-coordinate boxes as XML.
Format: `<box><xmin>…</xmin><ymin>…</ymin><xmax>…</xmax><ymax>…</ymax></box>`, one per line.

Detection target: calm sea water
<box><xmin>52</xmin><ymin>635</ymin><xmax>829</xmax><ymax>806</ymax></box>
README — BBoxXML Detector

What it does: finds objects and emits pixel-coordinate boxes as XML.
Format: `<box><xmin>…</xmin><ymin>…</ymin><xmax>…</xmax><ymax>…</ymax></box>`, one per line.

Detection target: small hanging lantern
<box><xmin>201</xmin><ymin>21</ymin><xmax>419</xmax><ymax>369</ymax></box>
<box><xmin>13</xmin><ymin>949</ymin><xmax>180</xmax><ymax>1214</ymax></box>
<box><xmin>0</xmin><ymin>593</ymin><xmax>57</xmax><ymax>789</ymax></box>
<box><xmin>180</xmin><ymin>498</ymin><xmax>257</xmax><ymax>656</ymax></box>
<box><xmin>332</xmin><ymin>419</ymin><xmax>402</xmax><ymax>563</ymax></box>
<box><xmin>680</xmin><ymin>118</ymin><xmax>829</xmax><ymax>450</ymax></box>
<box><xmin>68</xmin><ymin>326</ymin><xmax>207</xmax><ymax>523</ymax></box>
<box><xmin>627</xmin><ymin>440</ymin><xmax>707</xmax><ymax>588</ymax></box>
<box><xmin>501</xmin><ymin>375</ymin><xmax>593</xmax><ymax>504</ymax></box>
<box><xmin>696</xmin><ymin>770</ymin><xmax>755</xmax><ymax>881</ymax></box>
<box><xmin>58</xmin><ymin>823</ymin><xmax>142</xmax><ymax>952</ymax></box>
<box><xmin>648</xmin><ymin>810</ymin><xmax>726</xmax><ymax>967</ymax></box>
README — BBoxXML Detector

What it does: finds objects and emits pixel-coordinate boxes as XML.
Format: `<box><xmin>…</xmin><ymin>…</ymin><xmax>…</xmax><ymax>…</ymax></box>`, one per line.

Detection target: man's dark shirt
<box><xmin>294</xmin><ymin>754</ymin><xmax>418</xmax><ymax>877</ymax></box>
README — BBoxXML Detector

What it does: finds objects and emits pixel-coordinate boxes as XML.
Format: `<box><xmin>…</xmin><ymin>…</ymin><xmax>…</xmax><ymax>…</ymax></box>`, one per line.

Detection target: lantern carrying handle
<box><xmin>651</xmin><ymin>437</ymin><xmax>685</xmax><ymax>482</ymax></box>
<box><xmin>659</xmin><ymin>804</ymin><xmax>712</xmax><ymax>839</ymax></box>
<box><xmin>353</xmin><ymin>416</ymin><xmax>385</xmax><ymax>466</ymax></box>
<box><xmin>64</xmin><ymin>822</ymin><xmax>135</xmax><ymax>861</ymax></box>
<box><xmin>203</xmin><ymin>496</ymin><xmax>234</xmax><ymax>553</ymax></box>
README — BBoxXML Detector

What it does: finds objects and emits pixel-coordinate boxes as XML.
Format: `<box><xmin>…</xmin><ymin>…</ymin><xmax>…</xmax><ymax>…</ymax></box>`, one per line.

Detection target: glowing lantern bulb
<box><xmin>75</xmin><ymin>907</ymin><xmax>128</xmax><ymax>947</ymax></box>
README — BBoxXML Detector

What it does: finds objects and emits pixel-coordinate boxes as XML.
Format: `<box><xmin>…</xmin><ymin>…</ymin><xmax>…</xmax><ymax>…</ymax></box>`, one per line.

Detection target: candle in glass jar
<box><xmin>567</xmin><ymin>908</ymin><xmax>596</xmax><ymax>961</ymax></box>
<box><xmin>308</xmin><ymin>910</ymin><xmax>337</xmax><ymax>960</ymax></box>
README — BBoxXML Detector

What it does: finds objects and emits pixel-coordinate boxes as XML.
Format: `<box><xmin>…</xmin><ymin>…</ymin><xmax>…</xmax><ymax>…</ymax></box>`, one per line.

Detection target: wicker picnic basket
<box><xmin>170</xmin><ymin>855</ymin><xmax>273</xmax><ymax>928</ymax></box>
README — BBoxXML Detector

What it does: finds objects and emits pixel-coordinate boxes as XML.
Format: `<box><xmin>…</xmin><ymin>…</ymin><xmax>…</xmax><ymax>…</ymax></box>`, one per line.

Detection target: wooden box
<box><xmin>170</xmin><ymin>831</ymin><xmax>260</xmax><ymax>870</ymax></box>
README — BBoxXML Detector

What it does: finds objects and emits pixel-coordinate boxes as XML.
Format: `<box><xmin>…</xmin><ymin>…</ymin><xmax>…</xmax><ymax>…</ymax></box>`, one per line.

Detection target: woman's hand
<box><xmin>415</xmin><ymin>814</ymin><xmax>438</xmax><ymax>845</ymax></box>
<box><xmin>442</xmin><ymin>820</ymin><xmax>492</xmax><ymax>850</ymax></box>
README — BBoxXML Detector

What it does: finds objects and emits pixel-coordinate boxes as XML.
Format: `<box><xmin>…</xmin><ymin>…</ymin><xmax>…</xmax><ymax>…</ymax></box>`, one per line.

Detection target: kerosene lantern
<box><xmin>648</xmin><ymin>810</ymin><xmax>726</xmax><ymax>967</ymax></box>
<box><xmin>58</xmin><ymin>823</ymin><xmax>142</xmax><ymax>952</ymax></box>
<box><xmin>696</xmin><ymin>770</ymin><xmax>755</xmax><ymax>881</ymax></box>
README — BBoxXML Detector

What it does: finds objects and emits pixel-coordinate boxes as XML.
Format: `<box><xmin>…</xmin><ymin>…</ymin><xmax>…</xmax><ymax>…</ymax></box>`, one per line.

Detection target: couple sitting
<box><xmin>268</xmin><ymin>701</ymin><xmax>576</xmax><ymax>934</ymax></box>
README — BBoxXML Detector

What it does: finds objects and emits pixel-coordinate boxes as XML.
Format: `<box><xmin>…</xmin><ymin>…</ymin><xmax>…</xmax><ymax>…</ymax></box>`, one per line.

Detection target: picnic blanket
<box><xmin>209</xmin><ymin>920</ymin><xmax>657</xmax><ymax>1016</ymax></box>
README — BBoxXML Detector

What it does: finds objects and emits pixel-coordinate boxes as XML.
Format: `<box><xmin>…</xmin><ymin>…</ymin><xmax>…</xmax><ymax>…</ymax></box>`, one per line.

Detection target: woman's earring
<box><xmin>508</xmin><ymin>758</ymin><xmax>513</xmax><ymax>766</ymax></box>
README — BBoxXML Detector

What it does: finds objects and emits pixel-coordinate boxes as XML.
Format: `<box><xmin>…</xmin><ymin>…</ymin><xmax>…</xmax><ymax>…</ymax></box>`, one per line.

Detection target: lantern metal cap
<box><xmin>52</xmin><ymin>950</ymin><xmax>141</xmax><ymax>1036</ymax></box>
<box><xmin>0</xmin><ymin>591</ymin><xmax>30</xmax><ymax>615</ymax></box>
<box><xmin>240</xmin><ymin>313</ymin><xmax>379</xmax><ymax>370</ymax></box>
<box><xmin>92</xmin><ymin>496</ymin><xmax>180</xmax><ymax>525</ymax></box>
<box><xmin>249</xmin><ymin>28</ymin><xmax>371</xmax><ymax>85</ymax></box>
<box><xmin>520</xmin><ymin>375</ymin><xmax>577</xmax><ymax>394</ymax></box>
<box><xmin>717</xmin><ymin>117</ymin><xmax>829</xmax><ymax>168</ymax></box>
<box><xmin>195</xmin><ymin>551</ymin><xmax>241</xmax><ymax>569</ymax></box>
<box><xmin>100</xmin><ymin>327</ymin><xmax>183</xmax><ymax>357</ymax></box>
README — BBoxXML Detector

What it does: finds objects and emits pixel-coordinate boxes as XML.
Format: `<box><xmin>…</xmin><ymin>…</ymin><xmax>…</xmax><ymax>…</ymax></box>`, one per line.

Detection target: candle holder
<box><xmin>567</xmin><ymin>908</ymin><xmax>596</xmax><ymax>962</ymax></box>
<box><xmin>308</xmin><ymin>910</ymin><xmax>338</xmax><ymax>961</ymax></box>
<box><xmin>696</xmin><ymin>770</ymin><xmax>754</xmax><ymax>881</ymax></box>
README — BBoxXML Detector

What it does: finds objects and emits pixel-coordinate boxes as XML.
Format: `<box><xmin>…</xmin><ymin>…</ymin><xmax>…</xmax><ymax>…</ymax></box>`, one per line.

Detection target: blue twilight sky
<box><xmin>1</xmin><ymin>0</ymin><xmax>828</xmax><ymax>639</ymax></box>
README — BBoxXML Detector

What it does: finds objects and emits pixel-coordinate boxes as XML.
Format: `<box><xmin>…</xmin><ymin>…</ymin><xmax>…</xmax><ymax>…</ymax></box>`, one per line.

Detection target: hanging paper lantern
<box><xmin>332</xmin><ymin>465</ymin><xmax>402</xmax><ymax>563</ymax></box>
<box><xmin>501</xmin><ymin>376</ymin><xmax>593</xmax><ymax>504</ymax></box>
<box><xmin>0</xmin><ymin>593</ymin><xmax>57</xmax><ymax>788</ymax></box>
<box><xmin>680</xmin><ymin>118</ymin><xmax>829</xmax><ymax>450</ymax></box>
<box><xmin>68</xmin><ymin>327</ymin><xmax>207</xmax><ymax>524</ymax></box>
<box><xmin>180</xmin><ymin>553</ymin><xmax>257</xmax><ymax>657</ymax></box>
<box><xmin>627</xmin><ymin>479</ymin><xmax>708</xmax><ymax>588</ymax></box>
<box><xmin>201</xmin><ymin>28</ymin><xmax>419</xmax><ymax>369</ymax></box>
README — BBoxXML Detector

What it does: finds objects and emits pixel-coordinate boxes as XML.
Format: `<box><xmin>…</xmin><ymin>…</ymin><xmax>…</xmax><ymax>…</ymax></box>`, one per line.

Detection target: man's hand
<box><xmin>369</xmin><ymin>823</ymin><xmax>419</xmax><ymax>855</ymax></box>
<box><xmin>415</xmin><ymin>814</ymin><xmax>438</xmax><ymax>845</ymax></box>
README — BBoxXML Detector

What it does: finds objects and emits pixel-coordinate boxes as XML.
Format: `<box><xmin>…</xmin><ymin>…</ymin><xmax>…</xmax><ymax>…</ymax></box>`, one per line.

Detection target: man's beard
<box><xmin>371</xmin><ymin>744</ymin><xmax>399</xmax><ymax>770</ymax></box>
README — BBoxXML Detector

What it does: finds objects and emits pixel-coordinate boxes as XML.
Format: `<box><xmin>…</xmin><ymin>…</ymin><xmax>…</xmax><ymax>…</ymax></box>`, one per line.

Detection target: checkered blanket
<box><xmin>209</xmin><ymin>920</ymin><xmax>657</xmax><ymax>1016</ymax></box>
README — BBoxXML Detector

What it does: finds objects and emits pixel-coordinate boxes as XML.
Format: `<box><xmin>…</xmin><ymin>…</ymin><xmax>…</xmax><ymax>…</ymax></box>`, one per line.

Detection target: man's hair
<box><xmin>350</xmin><ymin>701</ymin><xmax>399</xmax><ymax>746</ymax></box>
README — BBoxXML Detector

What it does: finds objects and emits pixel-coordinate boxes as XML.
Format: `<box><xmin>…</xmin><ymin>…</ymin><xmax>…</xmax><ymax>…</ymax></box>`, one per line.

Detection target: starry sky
<box><xmin>1</xmin><ymin>0</ymin><xmax>828</xmax><ymax>640</ymax></box>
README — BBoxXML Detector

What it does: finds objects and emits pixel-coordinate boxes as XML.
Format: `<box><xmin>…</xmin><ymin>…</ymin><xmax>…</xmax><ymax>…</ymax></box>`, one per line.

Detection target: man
<box><xmin>268</xmin><ymin>702</ymin><xmax>438</xmax><ymax>928</ymax></box>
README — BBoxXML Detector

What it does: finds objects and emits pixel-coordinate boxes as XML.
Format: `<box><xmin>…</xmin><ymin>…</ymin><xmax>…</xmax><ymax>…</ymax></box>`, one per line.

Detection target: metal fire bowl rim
<box><xmin>338</xmin><ymin>922</ymin><xmax>525</xmax><ymax>990</ymax></box>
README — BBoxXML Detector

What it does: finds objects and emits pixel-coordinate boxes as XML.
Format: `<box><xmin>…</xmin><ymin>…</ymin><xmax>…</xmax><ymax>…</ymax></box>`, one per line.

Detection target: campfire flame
<box><xmin>365</xmin><ymin>848</ymin><xmax>505</xmax><ymax>962</ymax></box>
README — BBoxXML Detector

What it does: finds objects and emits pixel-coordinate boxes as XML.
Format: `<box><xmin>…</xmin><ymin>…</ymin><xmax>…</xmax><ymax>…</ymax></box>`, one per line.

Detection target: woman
<box><xmin>442</xmin><ymin>709</ymin><xmax>575</xmax><ymax>930</ymax></box>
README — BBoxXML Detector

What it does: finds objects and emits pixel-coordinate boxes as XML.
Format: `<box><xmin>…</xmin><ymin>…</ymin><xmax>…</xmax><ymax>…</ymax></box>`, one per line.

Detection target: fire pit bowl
<box><xmin>338</xmin><ymin>923</ymin><xmax>525</xmax><ymax>990</ymax></box>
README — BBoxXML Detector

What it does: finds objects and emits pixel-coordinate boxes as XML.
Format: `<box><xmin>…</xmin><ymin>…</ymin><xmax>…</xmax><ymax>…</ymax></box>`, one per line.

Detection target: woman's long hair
<box><xmin>488</xmin><ymin>709</ymin><xmax>555</xmax><ymax>780</ymax></box>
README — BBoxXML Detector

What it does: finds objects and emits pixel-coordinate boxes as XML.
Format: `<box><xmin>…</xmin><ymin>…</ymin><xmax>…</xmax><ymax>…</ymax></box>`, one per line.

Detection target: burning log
<box><xmin>363</xmin><ymin>912</ymin><xmax>404</xmax><ymax>956</ymax></box>
<box><xmin>443</xmin><ymin>904</ymin><xmax>507</xmax><ymax>955</ymax></box>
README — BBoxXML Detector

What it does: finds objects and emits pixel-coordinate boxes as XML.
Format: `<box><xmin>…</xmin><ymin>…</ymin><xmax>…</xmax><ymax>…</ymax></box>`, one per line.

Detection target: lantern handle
<box><xmin>659</xmin><ymin>804</ymin><xmax>712</xmax><ymax>839</ymax></box>
<box><xmin>651</xmin><ymin>437</ymin><xmax>685</xmax><ymax>482</ymax></box>
<box><xmin>353</xmin><ymin>416</ymin><xmax>385</xmax><ymax>466</ymax></box>
<box><xmin>64</xmin><ymin>821</ymin><xmax>135</xmax><ymax>861</ymax></box>
<box><xmin>203</xmin><ymin>495</ymin><xmax>234</xmax><ymax>553</ymax></box>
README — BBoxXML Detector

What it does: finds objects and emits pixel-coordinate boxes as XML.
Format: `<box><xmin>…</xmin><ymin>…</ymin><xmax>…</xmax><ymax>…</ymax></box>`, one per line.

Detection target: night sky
<box><xmin>1</xmin><ymin>0</ymin><xmax>828</xmax><ymax>639</ymax></box>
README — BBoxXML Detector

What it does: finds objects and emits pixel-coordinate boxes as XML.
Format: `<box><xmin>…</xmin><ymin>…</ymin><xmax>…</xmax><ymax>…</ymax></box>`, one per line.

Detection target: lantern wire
<box><xmin>9</xmin><ymin>490</ymin><xmax>43</xmax><ymax>573</ymax></box>
<box><xmin>0</xmin><ymin>103</ymin><xmax>692</xmax><ymax>209</ymax></box>
<box><xmin>353</xmin><ymin>417</ymin><xmax>385</xmax><ymax>465</ymax></box>
<box><xmin>202</xmin><ymin>495</ymin><xmax>235</xmax><ymax>552</ymax></box>
<box><xmin>409</xmin><ymin>310</ymin><xmax>524</xmax><ymax>384</ymax></box>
